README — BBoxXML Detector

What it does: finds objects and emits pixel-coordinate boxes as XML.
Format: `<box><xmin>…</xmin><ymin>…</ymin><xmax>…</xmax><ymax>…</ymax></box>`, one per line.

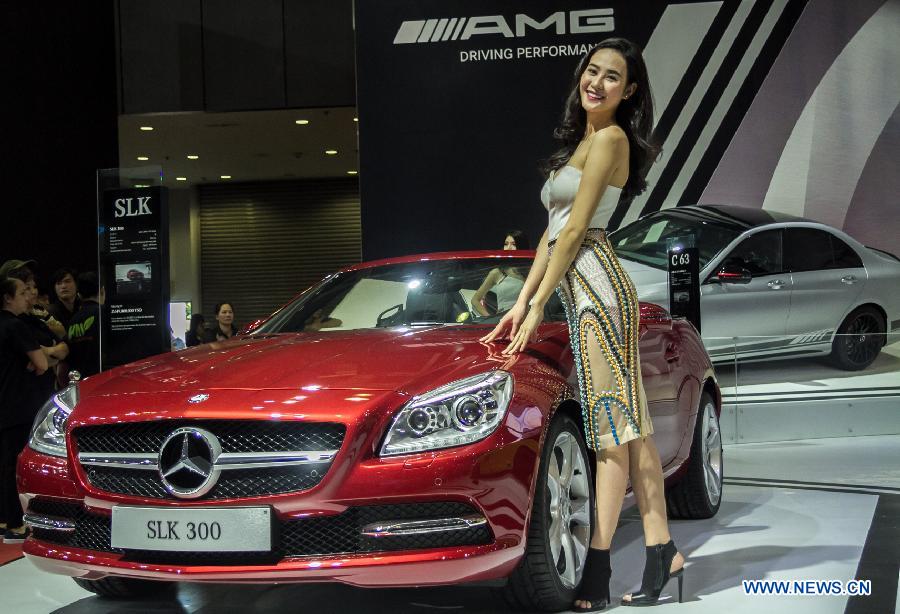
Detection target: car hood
<box><xmin>617</xmin><ymin>257</ymin><xmax>669</xmax><ymax>304</ymax></box>
<box><xmin>81</xmin><ymin>326</ymin><xmax>511</xmax><ymax>400</ymax></box>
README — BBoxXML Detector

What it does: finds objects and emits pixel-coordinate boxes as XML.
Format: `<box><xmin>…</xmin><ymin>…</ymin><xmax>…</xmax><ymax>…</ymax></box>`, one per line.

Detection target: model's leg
<box><xmin>621</xmin><ymin>436</ymin><xmax>684</xmax><ymax>604</ymax></box>
<box><xmin>628</xmin><ymin>436</ymin><xmax>671</xmax><ymax>545</ymax></box>
<box><xmin>591</xmin><ymin>444</ymin><xmax>629</xmax><ymax>549</ymax></box>
<box><xmin>574</xmin><ymin>329</ymin><xmax>630</xmax><ymax>611</ymax></box>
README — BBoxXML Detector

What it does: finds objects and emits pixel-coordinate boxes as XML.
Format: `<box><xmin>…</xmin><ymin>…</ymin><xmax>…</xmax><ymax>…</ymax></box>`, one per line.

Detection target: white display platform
<box><xmin>716</xmin><ymin>338</ymin><xmax>900</xmax><ymax>444</ymax></box>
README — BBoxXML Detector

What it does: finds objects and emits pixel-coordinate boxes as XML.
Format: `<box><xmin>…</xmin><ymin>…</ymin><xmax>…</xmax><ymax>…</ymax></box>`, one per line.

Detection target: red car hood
<box><xmin>82</xmin><ymin>326</ymin><xmax>525</xmax><ymax>400</ymax></box>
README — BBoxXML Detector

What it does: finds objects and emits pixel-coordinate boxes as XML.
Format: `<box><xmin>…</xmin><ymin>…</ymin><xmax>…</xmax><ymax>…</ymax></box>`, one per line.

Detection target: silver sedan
<box><xmin>609</xmin><ymin>205</ymin><xmax>900</xmax><ymax>370</ymax></box>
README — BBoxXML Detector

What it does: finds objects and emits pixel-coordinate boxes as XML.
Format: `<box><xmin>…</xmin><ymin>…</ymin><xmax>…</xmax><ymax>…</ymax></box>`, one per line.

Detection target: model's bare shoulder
<box><xmin>581</xmin><ymin>126</ymin><xmax>627</xmax><ymax>176</ymax></box>
<box><xmin>589</xmin><ymin>124</ymin><xmax>627</xmax><ymax>149</ymax></box>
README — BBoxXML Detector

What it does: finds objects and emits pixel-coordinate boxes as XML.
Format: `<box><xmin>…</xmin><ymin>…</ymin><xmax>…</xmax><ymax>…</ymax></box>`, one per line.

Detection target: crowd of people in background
<box><xmin>0</xmin><ymin>260</ymin><xmax>102</xmax><ymax>544</ymax></box>
<box><xmin>0</xmin><ymin>255</ymin><xmax>244</xmax><ymax>545</ymax></box>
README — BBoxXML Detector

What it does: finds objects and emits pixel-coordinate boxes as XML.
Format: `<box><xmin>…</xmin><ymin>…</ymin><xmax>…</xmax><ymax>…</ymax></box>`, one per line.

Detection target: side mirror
<box><xmin>717</xmin><ymin>264</ymin><xmax>752</xmax><ymax>284</ymax></box>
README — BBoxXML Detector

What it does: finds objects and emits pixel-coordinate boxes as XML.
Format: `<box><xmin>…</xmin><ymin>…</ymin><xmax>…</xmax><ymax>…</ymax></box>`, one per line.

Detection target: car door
<box><xmin>701</xmin><ymin>229</ymin><xmax>792</xmax><ymax>360</ymax></box>
<box><xmin>784</xmin><ymin>227</ymin><xmax>866</xmax><ymax>349</ymax></box>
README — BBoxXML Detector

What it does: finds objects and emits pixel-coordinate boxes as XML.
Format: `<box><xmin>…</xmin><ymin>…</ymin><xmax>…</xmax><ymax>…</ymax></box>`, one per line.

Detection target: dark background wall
<box><xmin>1</xmin><ymin>1</ymin><xmax>119</xmax><ymax>285</ymax></box>
<box><xmin>117</xmin><ymin>0</ymin><xmax>355</xmax><ymax>113</ymax></box>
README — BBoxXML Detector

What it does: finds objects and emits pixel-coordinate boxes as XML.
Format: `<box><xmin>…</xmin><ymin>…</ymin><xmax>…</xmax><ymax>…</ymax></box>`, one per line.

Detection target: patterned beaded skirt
<box><xmin>550</xmin><ymin>228</ymin><xmax>653</xmax><ymax>450</ymax></box>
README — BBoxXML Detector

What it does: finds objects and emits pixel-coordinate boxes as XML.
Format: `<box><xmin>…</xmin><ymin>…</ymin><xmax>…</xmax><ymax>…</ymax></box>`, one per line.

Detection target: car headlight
<box><xmin>29</xmin><ymin>384</ymin><xmax>79</xmax><ymax>458</ymax></box>
<box><xmin>380</xmin><ymin>371</ymin><xmax>513</xmax><ymax>457</ymax></box>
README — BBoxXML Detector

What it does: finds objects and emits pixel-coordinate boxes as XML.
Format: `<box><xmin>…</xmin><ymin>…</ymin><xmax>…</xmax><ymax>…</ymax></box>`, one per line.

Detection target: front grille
<box><xmin>73</xmin><ymin>421</ymin><xmax>344</xmax><ymax>500</ymax></box>
<box><xmin>83</xmin><ymin>466</ymin><xmax>326</xmax><ymax>500</ymax></box>
<box><xmin>75</xmin><ymin>421</ymin><xmax>345</xmax><ymax>454</ymax></box>
<box><xmin>27</xmin><ymin>499</ymin><xmax>493</xmax><ymax>565</ymax></box>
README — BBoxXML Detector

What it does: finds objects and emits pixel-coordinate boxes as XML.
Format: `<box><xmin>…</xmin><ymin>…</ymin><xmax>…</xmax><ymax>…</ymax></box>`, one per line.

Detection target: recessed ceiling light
<box><xmin>347</xmin><ymin>170</ymin><xmax>358</xmax><ymax>175</ymax></box>
<box><xmin>176</xmin><ymin>177</ymin><xmax>187</xmax><ymax>181</ymax></box>
<box><xmin>295</xmin><ymin>119</ymin><xmax>310</xmax><ymax>125</ymax></box>
<box><xmin>139</xmin><ymin>126</ymin><xmax>154</xmax><ymax>131</ymax></box>
<box><xmin>325</xmin><ymin>150</ymin><xmax>338</xmax><ymax>155</ymax></box>
<box><xmin>187</xmin><ymin>155</ymin><xmax>199</xmax><ymax>160</ymax></box>
<box><xmin>136</xmin><ymin>156</ymin><xmax>149</xmax><ymax>161</ymax></box>
<box><xmin>220</xmin><ymin>175</ymin><xmax>232</xmax><ymax>179</ymax></box>
<box><xmin>353</xmin><ymin>117</ymin><xmax>358</xmax><ymax>122</ymax></box>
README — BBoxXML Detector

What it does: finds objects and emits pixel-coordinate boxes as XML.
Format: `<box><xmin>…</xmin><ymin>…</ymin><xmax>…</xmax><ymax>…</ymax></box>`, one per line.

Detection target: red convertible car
<box><xmin>19</xmin><ymin>251</ymin><xmax>722</xmax><ymax>611</ymax></box>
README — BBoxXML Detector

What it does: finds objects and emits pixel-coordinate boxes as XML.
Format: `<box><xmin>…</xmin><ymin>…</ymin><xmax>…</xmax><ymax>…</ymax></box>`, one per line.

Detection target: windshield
<box><xmin>609</xmin><ymin>211</ymin><xmax>743</xmax><ymax>270</ymax></box>
<box><xmin>256</xmin><ymin>258</ymin><xmax>566</xmax><ymax>333</ymax></box>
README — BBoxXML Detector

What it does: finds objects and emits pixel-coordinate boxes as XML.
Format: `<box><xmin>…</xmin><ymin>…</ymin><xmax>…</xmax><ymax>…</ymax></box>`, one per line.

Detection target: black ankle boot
<box><xmin>621</xmin><ymin>540</ymin><xmax>684</xmax><ymax>606</ymax></box>
<box><xmin>573</xmin><ymin>548</ymin><xmax>611</xmax><ymax>612</ymax></box>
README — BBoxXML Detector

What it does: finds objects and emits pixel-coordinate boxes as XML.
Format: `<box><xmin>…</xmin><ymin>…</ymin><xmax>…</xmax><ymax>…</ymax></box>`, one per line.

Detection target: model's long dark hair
<box><xmin>541</xmin><ymin>38</ymin><xmax>660</xmax><ymax>200</ymax></box>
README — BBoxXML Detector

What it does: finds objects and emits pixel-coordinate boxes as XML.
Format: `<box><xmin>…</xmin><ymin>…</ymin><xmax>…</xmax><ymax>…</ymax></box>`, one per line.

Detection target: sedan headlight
<box><xmin>380</xmin><ymin>371</ymin><xmax>513</xmax><ymax>456</ymax></box>
<box><xmin>29</xmin><ymin>384</ymin><xmax>79</xmax><ymax>458</ymax></box>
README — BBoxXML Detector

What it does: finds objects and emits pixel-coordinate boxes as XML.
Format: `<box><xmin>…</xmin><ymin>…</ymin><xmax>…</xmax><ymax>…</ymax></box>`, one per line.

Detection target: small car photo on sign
<box><xmin>114</xmin><ymin>262</ymin><xmax>152</xmax><ymax>295</ymax></box>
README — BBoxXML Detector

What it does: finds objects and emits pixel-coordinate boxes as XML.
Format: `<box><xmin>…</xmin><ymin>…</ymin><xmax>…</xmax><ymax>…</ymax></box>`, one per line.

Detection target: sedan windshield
<box><xmin>609</xmin><ymin>210</ymin><xmax>744</xmax><ymax>270</ymax></box>
<box><xmin>256</xmin><ymin>258</ymin><xmax>565</xmax><ymax>333</ymax></box>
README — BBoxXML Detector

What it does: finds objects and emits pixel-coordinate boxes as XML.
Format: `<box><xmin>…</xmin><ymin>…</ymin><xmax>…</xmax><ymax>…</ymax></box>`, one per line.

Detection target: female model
<box><xmin>482</xmin><ymin>38</ymin><xmax>683</xmax><ymax>610</ymax></box>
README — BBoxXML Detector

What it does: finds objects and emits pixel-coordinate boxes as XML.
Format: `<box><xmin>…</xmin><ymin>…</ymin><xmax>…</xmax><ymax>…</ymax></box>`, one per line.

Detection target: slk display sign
<box><xmin>99</xmin><ymin>186</ymin><xmax>171</xmax><ymax>368</ymax></box>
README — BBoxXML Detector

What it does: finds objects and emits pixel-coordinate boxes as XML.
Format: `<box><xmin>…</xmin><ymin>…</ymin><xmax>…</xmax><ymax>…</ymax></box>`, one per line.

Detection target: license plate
<box><xmin>111</xmin><ymin>506</ymin><xmax>272</xmax><ymax>552</ymax></box>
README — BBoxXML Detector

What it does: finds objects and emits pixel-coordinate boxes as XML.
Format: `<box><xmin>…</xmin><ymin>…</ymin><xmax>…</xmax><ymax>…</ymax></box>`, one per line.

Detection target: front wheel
<box><xmin>666</xmin><ymin>390</ymin><xmax>723</xmax><ymax>519</ymax></box>
<box><xmin>503</xmin><ymin>414</ymin><xmax>594</xmax><ymax>611</ymax></box>
<box><xmin>74</xmin><ymin>576</ymin><xmax>176</xmax><ymax>599</ymax></box>
<box><xmin>830</xmin><ymin>306</ymin><xmax>885</xmax><ymax>371</ymax></box>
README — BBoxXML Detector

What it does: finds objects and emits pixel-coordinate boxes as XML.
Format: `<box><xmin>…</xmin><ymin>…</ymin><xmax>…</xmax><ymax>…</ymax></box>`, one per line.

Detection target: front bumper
<box><xmin>16</xmin><ymin>413</ymin><xmax>541</xmax><ymax>587</ymax></box>
<box><xmin>24</xmin><ymin>540</ymin><xmax>521</xmax><ymax>586</ymax></box>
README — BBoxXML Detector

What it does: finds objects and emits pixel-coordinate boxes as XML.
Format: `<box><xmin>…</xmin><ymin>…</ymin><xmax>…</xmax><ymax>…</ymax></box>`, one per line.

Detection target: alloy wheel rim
<box><xmin>700</xmin><ymin>401</ymin><xmax>723</xmax><ymax>507</ymax></box>
<box><xmin>844</xmin><ymin>314</ymin><xmax>881</xmax><ymax>367</ymax></box>
<box><xmin>546</xmin><ymin>430</ymin><xmax>591</xmax><ymax>589</ymax></box>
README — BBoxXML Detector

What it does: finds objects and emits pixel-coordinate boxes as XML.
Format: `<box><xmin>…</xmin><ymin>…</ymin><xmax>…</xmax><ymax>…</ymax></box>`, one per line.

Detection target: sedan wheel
<box><xmin>831</xmin><ymin>307</ymin><xmax>885</xmax><ymax>371</ymax></box>
<box><xmin>666</xmin><ymin>390</ymin><xmax>723</xmax><ymax>519</ymax></box>
<box><xmin>503</xmin><ymin>414</ymin><xmax>594</xmax><ymax>611</ymax></box>
<box><xmin>700</xmin><ymin>398</ymin><xmax>723</xmax><ymax>508</ymax></box>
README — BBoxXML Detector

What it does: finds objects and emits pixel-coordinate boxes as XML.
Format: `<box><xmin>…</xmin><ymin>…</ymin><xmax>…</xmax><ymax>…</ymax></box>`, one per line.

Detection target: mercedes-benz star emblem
<box><xmin>158</xmin><ymin>427</ymin><xmax>222</xmax><ymax>499</ymax></box>
<box><xmin>188</xmin><ymin>393</ymin><xmax>210</xmax><ymax>404</ymax></box>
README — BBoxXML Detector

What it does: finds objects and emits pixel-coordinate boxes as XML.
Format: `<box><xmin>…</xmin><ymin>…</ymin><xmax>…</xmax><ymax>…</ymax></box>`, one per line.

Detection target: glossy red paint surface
<box><xmin>18</xmin><ymin>251</ymin><xmax>718</xmax><ymax>588</ymax></box>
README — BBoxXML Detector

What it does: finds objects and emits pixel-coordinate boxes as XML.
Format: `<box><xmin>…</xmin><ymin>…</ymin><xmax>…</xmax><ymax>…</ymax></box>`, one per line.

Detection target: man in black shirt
<box><xmin>0</xmin><ymin>277</ymin><xmax>48</xmax><ymax>542</ymax></box>
<box><xmin>48</xmin><ymin>268</ymin><xmax>81</xmax><ymax>333</ymax></box>
<box><xmin>6</xmin><ymin>266</ymin><xmax>69</xmax><ymax>405</ymax></box>
<box><xmin>67</xmin><ymin>272</ymin><xmax>103</xmax><ymax>378</ymax></box>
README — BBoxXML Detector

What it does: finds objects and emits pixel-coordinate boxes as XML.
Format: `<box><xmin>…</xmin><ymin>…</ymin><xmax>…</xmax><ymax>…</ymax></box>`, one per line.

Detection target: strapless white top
<box><xmin>492</xmin><ymin>273</ymin><xmax>524</xmax><ymax>310</ymax></box>
<box><xmin>541</xmin><ymin>165</ymin><xmax>622</xmax><ymax>241</ymax></box>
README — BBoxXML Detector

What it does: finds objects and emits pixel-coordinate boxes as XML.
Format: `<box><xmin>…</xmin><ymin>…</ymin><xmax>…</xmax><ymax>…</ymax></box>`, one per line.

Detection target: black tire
<box><xmin>667</xmin><ymin>390</ymin><xmax>722</xmax><ymax>520</ymax></box>
<box><xmin>502</xmin><ymin>414</ymin><xmax>594</xmax><ymax>612</ymax></box>
<box><xmin>830</xmin><ymin>306</ymin><xmax>886</xmax><ymax>371</ymax></box>
<box><xmin>73</xmin><ymin>576</ymin><xmax>176</xmax><ymax>599</ymax></box>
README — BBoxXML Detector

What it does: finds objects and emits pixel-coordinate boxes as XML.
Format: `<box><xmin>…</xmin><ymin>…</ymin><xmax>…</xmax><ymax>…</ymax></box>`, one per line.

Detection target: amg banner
<box><xmin>99</xmin><ymin>187</ymin><xmax>171</xmax><ymax>368</ymax></box>
<box><xmin>355</xmin><ymin>0</ymin><xmax>899</xmax><ymax>259</ymax></box>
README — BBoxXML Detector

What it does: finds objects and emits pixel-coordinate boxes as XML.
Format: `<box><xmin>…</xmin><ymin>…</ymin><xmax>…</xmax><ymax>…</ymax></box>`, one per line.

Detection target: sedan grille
<box><xmin>73</xmin><ymin>421</ymin><xmax>345</xmax><ymax>500</ymax></box>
